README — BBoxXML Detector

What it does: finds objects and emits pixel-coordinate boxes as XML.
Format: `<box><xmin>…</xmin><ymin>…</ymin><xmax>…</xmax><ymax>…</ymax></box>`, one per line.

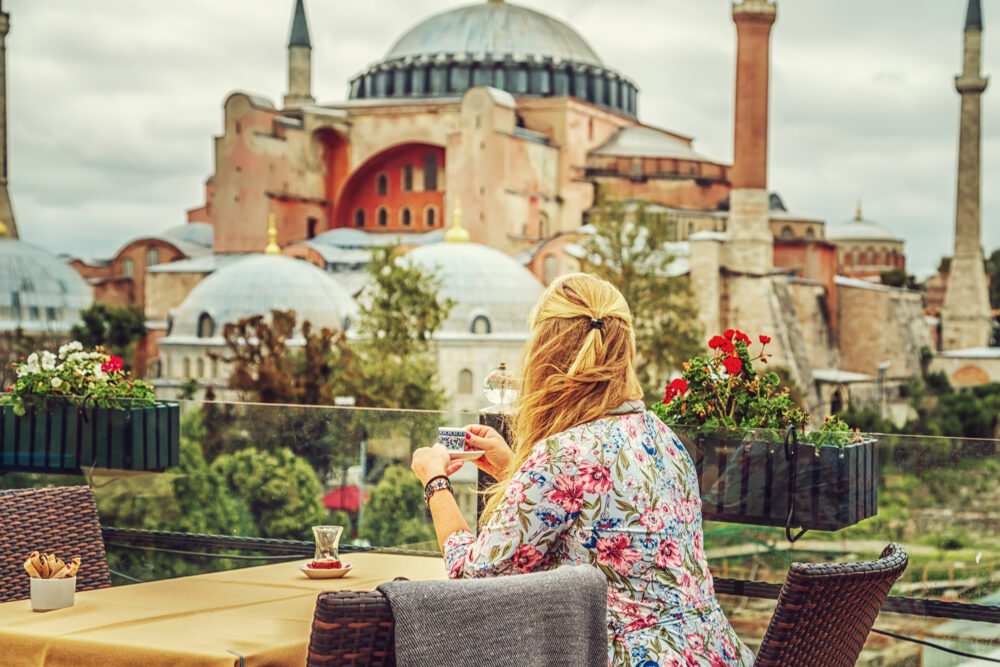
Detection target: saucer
<box><xmin>298</xmin><ymin>563</ymin><xmax>353</xmax><ymax>579</ymax></box>
<box><xmin>448</xmin><ymin>450</ymin><xmax>484</xmax><ymax>461</ymax></box>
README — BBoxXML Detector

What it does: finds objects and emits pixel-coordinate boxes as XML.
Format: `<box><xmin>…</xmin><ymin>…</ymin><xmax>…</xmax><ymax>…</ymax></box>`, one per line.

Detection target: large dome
<box><xmin>402</xmin><ymin>241</ymin><xmax>543</xmax><ymax>335</ymax></box>
<box><xmin>349</xmin><ymin>1</ymin><xmax>637</xmax><ymax>118</ymax></box>
<box><xmin>164</xmin><ymin>254</ymin><xmax>357</xmax><ymax>340</ymax></box>
<box><xmin>0</xmin><ymin>239</ymin><xmax>92</xmax><ymax>332</ymax></box>
<box><xmin>385</xmin><ymin>2</ymin><xmax>602</xmax><ymax>66</ymax></box>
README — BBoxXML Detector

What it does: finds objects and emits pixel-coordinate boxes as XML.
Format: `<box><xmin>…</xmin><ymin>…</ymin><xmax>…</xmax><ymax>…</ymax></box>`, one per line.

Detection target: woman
<box><xmin>411</xmin><ymin>273</ymin><xmax>754</xmax><ymax>666</ymax></box>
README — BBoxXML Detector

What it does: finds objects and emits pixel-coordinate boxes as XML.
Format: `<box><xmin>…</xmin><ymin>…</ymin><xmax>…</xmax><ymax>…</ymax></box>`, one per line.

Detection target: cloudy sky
<box><xmin>6</xmin><ymin>0</ymin><xmax>1000</xmax><ymax>276</ymax></box>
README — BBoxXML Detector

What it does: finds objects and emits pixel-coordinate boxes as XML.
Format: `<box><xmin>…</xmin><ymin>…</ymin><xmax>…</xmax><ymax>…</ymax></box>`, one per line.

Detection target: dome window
<box><xmin>147</xmin><ymin>246</ymin><xmax>160</xmax><ymax>267</ymax></box>
<box><xmin>805</xmin><ymin>227</ymin><xmax>816</xmax><ymax>240</ymax></box>
<box><xmin>402</xmin><ymin>165</ymin><xmax>414</xmax><ymax>192</ymax></box>
<box><xmin>458</xmin><ymin>369</ymin><xmax>474</xmax><ymax>395</ymax></box>
<box><xmin>28</xmin><ymin>306</ymin><xmax>39</xmax><ymax>321</ymax></box>
<box><xmin>377</xmin><ymin>207</ymin><xmax>389</xmax><ymax>227</ymax></box>
<box><xmin>401</xmin><ymin>207</ymin><xmax>412</xmax><ymax>227</ymax></box>
<box><xmin>376</xmin><ymin>173</ymin><xmax>389</xmax><ymax>196</ymax></box>
<box><xmin>354</xmin><ymin>209</ymin><xmax>366</xmax><ymax>228</ymax></box>
<box><xmin>424</xmin><ymin>153</ymin><xmax>438</xmax><ymax>191</ymax></box>
<box><xmin>780</xmin><ymin>226</ymin><xmax>794</xmax><ymax>240</ymax></box>
<box><xmin>425</xmin><ymin>206</ymin><xmax>437</xmax><ymax>228</ymax></box>
<box><xmin>45</xmin><ymin>307</ymin><xmax>57</xmax><ymax>321</ymax></box>
<box><xmin>471</xmin><ymin>315</ymin><xmax>491</xmax><ymax>335</ymax></box>
<box><xmin>197</xmin><ymin>313</ymin><xmax>214</xmax><ymax>338</ymax></box>
<box><xmin>122</xmin><ymin>259</ymin><xmax>135</xmax><ymax>279</ymax></box>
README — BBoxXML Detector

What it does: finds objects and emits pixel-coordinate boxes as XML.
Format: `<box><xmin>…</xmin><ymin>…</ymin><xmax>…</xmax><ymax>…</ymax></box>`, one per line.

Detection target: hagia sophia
<box><xmin>0</xmin><ymin>0</ymin><xmax>997</xmax><ymax>415</ymax></box>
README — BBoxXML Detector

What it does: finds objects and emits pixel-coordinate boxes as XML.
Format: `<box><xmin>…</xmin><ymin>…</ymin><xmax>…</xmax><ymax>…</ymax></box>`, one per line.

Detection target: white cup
<box><xmin>30</xmin><ymin>576</ymin><xmax>76</xmax><ymax>611</ymax></box>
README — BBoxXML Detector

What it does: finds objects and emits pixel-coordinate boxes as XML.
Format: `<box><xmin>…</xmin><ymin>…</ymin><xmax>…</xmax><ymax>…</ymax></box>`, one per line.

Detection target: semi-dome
<box><xmin>402</xmin><ymin>241</ymin><xmax>543</xmax><ymax>335</ymax></box>
<box><xmin>349</xmin><ymin>1</ymin><xmax>638</xmax><ymax>118</ymax></box>
<box><xmin>164</xmin><ymin>254</ymin><xmax>357</xmax><ymax>340</ymax></box>
<box><xmin>0</xmin><ymin>239</ymin><xmax>92</xmax><ymax>332</ymax></box>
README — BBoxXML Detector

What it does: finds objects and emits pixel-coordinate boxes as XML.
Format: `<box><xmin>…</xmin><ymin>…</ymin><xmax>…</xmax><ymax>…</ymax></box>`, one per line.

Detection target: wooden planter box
<box><xmin>690</xmin><ymin>436</ymin><xmax>878</xmax><ymax>532</ymax></box>
<box><xmin>0</xmin><ymin>403</ymin><xmax>180</xmax><ymax>475</ymax></box>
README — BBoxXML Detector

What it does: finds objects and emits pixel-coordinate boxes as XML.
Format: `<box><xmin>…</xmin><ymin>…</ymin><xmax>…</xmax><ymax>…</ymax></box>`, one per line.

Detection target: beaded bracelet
<box><xmin>423</xmin><ymin>475</ymin><xmax>453</xmax><ymax>506</ymax></box>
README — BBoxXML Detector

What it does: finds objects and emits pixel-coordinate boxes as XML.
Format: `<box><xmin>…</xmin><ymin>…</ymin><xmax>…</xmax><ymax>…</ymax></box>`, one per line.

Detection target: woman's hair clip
<box><xmin>589</xmin><ymin>318</ymin><xmax>604</xmax><ymax>330</ymax></box>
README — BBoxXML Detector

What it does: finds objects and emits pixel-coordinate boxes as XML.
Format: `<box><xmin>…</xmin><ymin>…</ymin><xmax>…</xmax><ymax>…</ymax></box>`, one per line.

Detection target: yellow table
<box><xmin>0</xmin><ymin>552</ymin><xmax>446</xmax><ymax>667</ymax></box>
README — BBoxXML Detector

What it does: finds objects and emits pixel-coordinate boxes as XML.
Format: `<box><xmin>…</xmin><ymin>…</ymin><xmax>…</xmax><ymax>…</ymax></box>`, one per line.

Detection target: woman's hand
<box><xmin>465</xmin><ymin>424</ymin><xmax>513</xmax><ymax>479</ymax></box>
<box><xmin>411</xmin><ymin>444</ymin><xmax>457</xmax><ymax>486</ymax></box>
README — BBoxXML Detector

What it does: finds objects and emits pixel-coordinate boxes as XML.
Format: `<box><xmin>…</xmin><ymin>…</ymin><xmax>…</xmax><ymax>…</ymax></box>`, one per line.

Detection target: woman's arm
<box><xmin>411</xmin><ymin>443</ymin><xmax>471</xmax><ymax>552</ymax></box>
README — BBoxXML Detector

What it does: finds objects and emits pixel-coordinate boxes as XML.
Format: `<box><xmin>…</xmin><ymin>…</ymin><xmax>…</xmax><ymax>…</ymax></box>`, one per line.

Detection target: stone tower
<box><xmin>0</xmin><ymin>0</ymin><xmax>17</xmax><ymax>239</ymax></box>
<box><xmin>283</xmin><ymin>0</ymin><xmax>314</xmax><ymax>108</ymax></box>
<box><xmin>728</xmin><ymin>0</ymin><xmax>776</xmax><ymax>275</ymax></box>
<box><xmin>941</xmin><ymin>0</ymin><xmax>992</xmax><ymax>350</ymax></box>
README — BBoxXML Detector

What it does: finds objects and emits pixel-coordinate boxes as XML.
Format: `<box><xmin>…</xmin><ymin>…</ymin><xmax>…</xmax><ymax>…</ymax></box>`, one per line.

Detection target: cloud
<box><xmin>7</xmin><ymin>0</ymin><xmax>999</xmax><ymax>274</ymax></box>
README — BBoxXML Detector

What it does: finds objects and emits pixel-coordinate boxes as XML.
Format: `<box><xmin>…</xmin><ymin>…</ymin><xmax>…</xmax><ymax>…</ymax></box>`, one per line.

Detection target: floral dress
<box><xmin>444</xmin><ymin>402</ymin><xmax>755</xmax><ymax>667</ymax></box>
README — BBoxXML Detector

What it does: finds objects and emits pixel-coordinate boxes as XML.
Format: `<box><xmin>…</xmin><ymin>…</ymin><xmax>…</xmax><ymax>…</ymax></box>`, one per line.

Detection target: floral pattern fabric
<box><xmin>444</xmin><ymin>407</ymin><xmax>755</xmax><ymax>667</ymax></box>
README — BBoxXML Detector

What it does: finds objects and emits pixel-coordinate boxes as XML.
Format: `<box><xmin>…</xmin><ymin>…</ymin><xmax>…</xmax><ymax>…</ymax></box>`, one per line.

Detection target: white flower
<box><xmin>58</xmin><ymin>342</ymin><xmax>82</xmax><ymax>359</ymax></box>
<box><xmin>93</xmin><ymin>364</ymin><xmax>105</xmax><ymax>381</ymax></box>
<box><xmin>41</xmin><ymin>351</ymin><xmax>57</xmax><ymax>371</ymax></box>
<box><xmin>51</xmin><ymin>377</ymin><xmax>63</xmax><ymax>389</ymax></box>
<box><xmin>16</xmin><ymin>365</ymin><xmax>27</xmax><ymax>378</ymax></box>
<box><xmin>26</xmin><ymin>353</ymin><xmax>38</xmax><ymax>365</ymax></box>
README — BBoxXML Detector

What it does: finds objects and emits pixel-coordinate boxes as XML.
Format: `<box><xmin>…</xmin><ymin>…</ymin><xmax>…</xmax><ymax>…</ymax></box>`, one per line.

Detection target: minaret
<box><xmin>283</xmin><ymin>0</ymin><xmax>314</xmax><ymax>108</ymax></box>
<box><xmin>727</xmin><ymin>0</ymin><xmax>776</xmax><ymax>275</ymax></box>
<box><xmin>0</xmin><ymin>1</ymin><xmax>17</xmax><ymax>239</ymax></box>
<box><xmin>941</xmin><ymin>0</ymin><xmax>992</xmax><ymax>350</ymax></box>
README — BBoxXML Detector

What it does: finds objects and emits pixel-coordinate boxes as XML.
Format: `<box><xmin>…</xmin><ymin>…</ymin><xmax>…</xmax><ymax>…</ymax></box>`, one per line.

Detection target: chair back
<box><xmin>307</xmin><ymin>590</ymin><xmax>396</xmax><ymax>667</ymax></box>
<box><xmin>755</xmin><ymin>543</ymin><xmax>908</xmax><ymax>667</ymax></box>
<box><xmin>0</xmin><ymin>485</ymin><xmax>112</xmax><ymax>602</ymax></box>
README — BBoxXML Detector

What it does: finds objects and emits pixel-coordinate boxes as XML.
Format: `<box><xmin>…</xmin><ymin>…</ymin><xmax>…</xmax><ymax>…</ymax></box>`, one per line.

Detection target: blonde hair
<box><xmin>481</xmin><ymin>273</ymin><xmax>643</xmax><ymax>519</ymax></box>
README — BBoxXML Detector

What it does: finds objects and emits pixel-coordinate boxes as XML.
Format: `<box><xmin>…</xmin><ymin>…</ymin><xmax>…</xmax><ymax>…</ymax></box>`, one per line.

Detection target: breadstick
<box><xmin>36</xmin><ymin>553</ymin><xmax>50</xmax><ymax>578</ymax></box>
<box><xmin>50</xmin><ymin>564</ymin><xmax>72</xmax><ymax>580</ymax></box>
<box><xmin>52</xmin><ymin>557</ymin><xmax>65</xmax><ymax>575</ymax></box>
<box><xmin>67</xmin><ymin>558</ymin><xmax>81</xmax><ymax>578</ymax></box>
<box><xmin>23</xmin><ymin>553</ymin><xmax>42</xmax><ymax>578</ymax></box>
<box><xmin>45</xmin><ymin>554</ymin><xmax>57</xmax><ymax>579</ymax></box>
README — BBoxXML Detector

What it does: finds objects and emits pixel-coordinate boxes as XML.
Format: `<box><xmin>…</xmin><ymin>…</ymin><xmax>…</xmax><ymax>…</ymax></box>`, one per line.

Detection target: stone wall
<box><xmin>788</xmin><ymin>280</ymin><xmax>840</xmax><ymax>371</ymax></box>
<box><xmin>837</xmin><ymin>280</ymin><xmax>930</xmax><ymax>379</ymax></box>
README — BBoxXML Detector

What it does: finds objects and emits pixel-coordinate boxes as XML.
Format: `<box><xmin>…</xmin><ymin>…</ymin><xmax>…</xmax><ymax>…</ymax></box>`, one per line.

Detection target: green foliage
<box><xmin>579</xmin><ymin>194</ymin><xmax>702</xmax><ymax>394</ymax></box>
<box><xmin>987</xmin><ymin>247</ymin><xmax>1000</xmax><ymax>310</ymax></box>
<box><xmin>357</xmin><ymin>465</ymin><xmax>435</xmax><ymax>547</ymax></box>
<box><xmin>70</xmin><ymin>303</ymin><xmax>146</xmax><ymax>369</ymax></box>
<box><xmin>834</xmin><ymin>407</ymin><xmax>897</xmax><ymax>435</ymax></box>
<box><xmin>2</xmin><ymin>342</ymin><xmax>156</xmax><ymax>415</ymax></box>
<box><xmin>879</xmin><ymin>268</ymin><xmax>920</xmax><ymax>290</ymax></box>
<box><xmin>211</xmin><ymin>447</ymin><xmax>328</xmax><ymax>540</ymax></box>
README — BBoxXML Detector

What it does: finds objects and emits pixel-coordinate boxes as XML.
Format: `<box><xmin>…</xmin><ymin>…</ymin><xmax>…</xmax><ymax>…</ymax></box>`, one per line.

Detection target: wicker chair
<box><xmin>754</xmin><ymin>543</ymin><xmax>908</xmax><ymax>667</ymax></box>
<box><xmin>0</xmin><ymin>485</ymin><xmax>112</xmax><ymax>602</ymax></box>
<box><xmin>307</xmin><ymin>544</ymin><xmax>907</xmax><ymax>667</ymax></box>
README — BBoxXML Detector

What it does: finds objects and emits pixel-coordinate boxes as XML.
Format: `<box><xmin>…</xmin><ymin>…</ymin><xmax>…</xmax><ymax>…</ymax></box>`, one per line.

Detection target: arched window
<box><xmin>471</xmin><ymin>315</ymin><xmax>491</xmax><ymax>334</ymax></box>
<box><xmin>197</xmin><ymin>313</ymin><xmax>214</xmax><ymax>338</ymax></box>
<box><xmin>377</xmin><ymin>207</ymin><xmax>389</xmax><ymax>227</ymax></box>
<box><xmin>402</xmin><ymin>165</ymin><xmax>414</xmax><ymax>192</ymax></box>
<box><xmin>354</xmin><ymin>209</ymin><xmax>366</xmax><ymax>228</ymax></box>
<box><xmin>865</xmin><ymin>247</ymin><xmax>875</xmax><ymax>265</ymax></box>
<box><xmin>543</xmin><ymin>255</ymin><xmax>558</xmax><ymax>285</ymax></box>
<box><xmin>196</xmin><ymin>358</ymin><xmax>205</xmax><ymax>378</ymax></box>
<box><xmin>164</xmin><ymin>355</ymin><xmax>172</xmax><ymax>378</ymax></box>
<box><xmin>376</xmin><ymin>173</ymin><xmax>388</xmax><ymax>195</ymax></box>
<box><xmin>425</xmin><ymin>207</ymin><xmax>437</xmax><ymax>227</ymax></box>
<box><xmin>182</xmin><ymin>358</ymin><xmax>191</xmax><ymax>378</ymax></box>
<box><xmin>844</xmin><ymin>251</ymin><xmax>854</xmax><ymax>267</ymax></box>
<box><xmin>401</xmin><ymin>207</ymin><xmax>412</xmax><ymax>226</ymax></box>
<box><xmin>122</xmin><ymin>258</ymin><xmax>135</xmax><ymax>279</ymax></box>
<box><xmin>458</xmin><ymin>369</ymin><xmax>474</xmax><ymax>395</ymax></box>
<box><xmin>780</xmin><ymin>226</ymin><xmax>794</xmax><ymax>240</ymax></box>
<box><xmin>210</xmin><ymin>358</ymin><xmax>219</xmax><ymax>379</ymax></box>
<box><xmin>831</xmin><ymin>390</ymin><xmax>845</xmax><ymax>415</ymax></box>
<box><xmin>424</xmin><ymin>153</ymin><xmax>438</xmax><ymax>191</ymax></box>
<box><xmin>147</xmin><ymin>246</ymin><xmax>160</xmax><ymax>267</ymax></box>
<box><xmin>805</xmin><ymin>227</ymin><xmax>816</xmax><ymax>240</ymax></box>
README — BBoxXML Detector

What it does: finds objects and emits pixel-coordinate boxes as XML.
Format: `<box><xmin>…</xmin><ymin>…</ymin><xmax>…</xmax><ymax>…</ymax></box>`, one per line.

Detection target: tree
<box><xmin>580</xmin><ymin>195</ymin><xmax>703</xmax><ymax>395</ymax></box>
<box><xmin>69</xmin><ymin>303</ymin><xmax>146</xmax><ymax>369</ymax></box>
<box><xmin>357</xmin><ymin>465</ymin><xmax>435</xmax><ymax>548</ymax></box>
<box><xmin>211</xmin><ymin>447</ymin><xmax>329</xmax><ymax>540</ymax></box>
<box><xmin>880</xmin><ymin>268</ymin><xmax>920</xmax><ymax>290</ymax></box>
<box><xmin>986</xmin><ymin>247</ymin><xmax>999</xmax><ymax>310</ymax></box>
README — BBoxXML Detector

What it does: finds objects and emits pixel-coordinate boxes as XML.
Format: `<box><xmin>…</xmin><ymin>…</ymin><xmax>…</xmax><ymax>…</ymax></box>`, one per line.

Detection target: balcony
<box><xmin>2</xmin><ymin>398</ymin><xmax>999</xmax><ymax>664</ymax></box>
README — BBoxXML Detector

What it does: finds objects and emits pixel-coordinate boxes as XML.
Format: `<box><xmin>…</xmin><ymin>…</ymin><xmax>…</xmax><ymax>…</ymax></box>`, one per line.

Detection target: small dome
<box><xmin>386</xmin><ymin>2</ymin><xmax>603</xmax><ymax>66</ymax></box>
<box><xmin>402</xmin><ymin>242</ymin><xmax>543</xmax><ymax>335</ymax></box>
<box><xmin>165</xmin><ymin>254</ymin><xmax>357</xmax><ymax>339</ymax></box>
<box><xmin>827</xmin><ymin>212</ymin><xmax>902</xmax><ymax>243</ymax></box>
<box><xmin>163</xmin><ymin>223</ymin><xmax>214</xmax><ymax>249</ymax></box>
<box><xmin>0</xmin><ymin>239</ymin><xmax>92</xmax><ymax>332</ymax></box>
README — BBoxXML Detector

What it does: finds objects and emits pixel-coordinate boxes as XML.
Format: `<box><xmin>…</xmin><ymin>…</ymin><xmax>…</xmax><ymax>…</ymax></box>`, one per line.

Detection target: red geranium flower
<box><xmin>708</xmin><ymin>335</ymin><xmax>727</xmax><ymax>350</ymax></box>
<box><xmin>669</xmin><ymin>378</ymin><xmax>688</xmax><ymax>394</ymax></box>
<box><xmin>759</xmin><ymin>335</ymin><xmax>771</xmax><ymax>345</ymax></box>
<box><xmin>722</xmin><ymin>356</ymin><xmax>743</xmax><ymax>375</ymax></box>
<box><xmin>723</xmin><ymin>329</ymin><xmax>736</xmax><ymax>340</ymax></box>
<box><xmin>734</xmin><ymin>331</ymin><xmax>751</xmax><ymax>345</ymax></box>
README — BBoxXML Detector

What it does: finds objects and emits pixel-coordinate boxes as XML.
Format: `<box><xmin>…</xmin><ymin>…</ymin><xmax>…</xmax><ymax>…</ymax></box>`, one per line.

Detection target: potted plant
<box><xmin>1</xmin><ymin>342</ymin><xmax>179</xmax><ymax>474</ymax></box>
<box><xmin>650</xmin><ymin>330</ymin><xmax>877</xmax><ymax>536</ymax></box>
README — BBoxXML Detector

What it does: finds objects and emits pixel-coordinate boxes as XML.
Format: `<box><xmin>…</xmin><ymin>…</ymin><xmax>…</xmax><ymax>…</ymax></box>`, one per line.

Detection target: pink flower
<box><xmin>520</xmin><ymin>450</ymin><xmax>551</xmax><ymax>473</ymax></box>
<box><xmin>686</xmin><ymin>634</ymin><xmax>705</xmax><ymax>653</ymax></box>
<box><xmin>683</xmin><ymin>649</ymin><xmax>699</xmax><ymax>667</ymax></box>
<box><xmin>504</xmin><ymin>480</ymin><xmax>526</xmax><ymax>505</ymax></box>
<box><xmin>722</xmin><ymin>639</ymin><xmax>736</xmax><ymax>659</ymax></box>
<box><xmin>511</xmin><ymin>544</ymin><xmax>543</xmax><ymax>573</ymax></box>
<box><xmin>545</xmin><ymin>474</ymin><xmax>584</xmax><ymax>514</ymax></box>
<box><xmin>622</xmin><ymin>615</ymin><xmax>657</xmax><ymax>634</ymax></box>
<box><xmin>639</xmin><ymin>507</ymin><xmax>664</xmax><ymax>532</ymax></box>
<box><xmin>655</xmin><ymin>539</ymin><xmax>683</xmax><ymax>569</ymax></box>
<box><xmin>680</xmin><ymin>573</ymin><xmax>703</xmax><ymax>604</ymax></box>
<box><xmin>100</xmin><ymin>355</ymin><xmax>124</xmax><ymax>373</ymax></box>
<box><xmin>596</xmin><ymin>534</ymin><xmax>642</xmax><ymax>576</ymax></box>
<box><xmin>579</xmin><ymin>461</ymin><xmax>613</xmax><ymax>494</ymax></box>
<box><xmin>708</xmin><ymin>652</ymin><xmax>727</xmax><ymax>667</ymax></box>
